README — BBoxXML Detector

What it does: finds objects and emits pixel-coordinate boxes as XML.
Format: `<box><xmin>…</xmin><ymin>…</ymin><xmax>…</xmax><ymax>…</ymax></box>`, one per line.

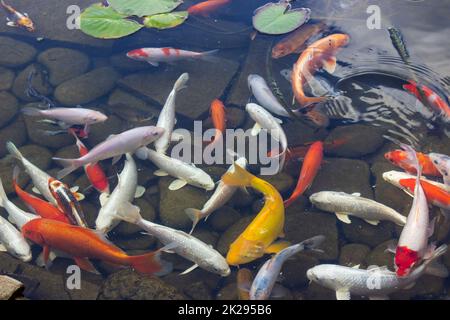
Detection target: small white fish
<box><xmin>429</xmin><ymin>153</ymin><xmax>450</xmax><ymax>186</ymax></box>
<box><xmin>7</xmin><ymin>141</ymin><xmax>57</xmax><ymax>205</ymax></box>
<box><xmin>52</xmin><ymin>126</ymin><xmax>165</xmax><ymax>179</ymax></box>
<box><xmin>96</xmin><ymin>154</ymin><xmax>144</xmax><ymax>234</ymax></box>
<box><xmin>309</xmin><ymin>191</ymin><xmax>407</xmax><ymax>226</ymax></box>
<box><xmin>245</xmin><ymin>103</ymin><xmax>288</xmax><ymax>172</ymax></box>
<box><xmin>126</xmin><ymin>47</ymin><xmax>219</xmax><ymax>67</ymax></box>
<box><xmin>112</xmin><ymin>203</ymin><xmax>230</xmax><ymax>276</ymax></box>
<box><xmin>139</xmin><ymin>147</ymin><xmax>215</xmax><ymax>191</ymax></box>
<box><xmin>250</xmin><ymin>235</ymin><xmax>325</xmax><ymax>300</ymax></box>
<box><xmin>0</xmin><ymin>215</ymin><xmax>32</xmax><ymax>262</ymax></box>
<box><xmin>154</xmin><ymin>73</ymin><xmax>189</xmax><ymax>155</ymax></box>
<box><xmin>185</xmin><ymin>157</ymin><xmax>248</xmax><ymax>233</ymax></box>
<box><xmin>307</xmin><ymin>244</ymin><xmax>448</xmax><ymax>300</ymax></box>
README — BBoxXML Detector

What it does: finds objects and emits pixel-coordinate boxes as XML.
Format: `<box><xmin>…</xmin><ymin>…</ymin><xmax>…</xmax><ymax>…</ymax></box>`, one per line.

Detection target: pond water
<box><xmin>0</xmin><ymin>0</ymin><xmax>449</xmax><ymax>300</ymax></box>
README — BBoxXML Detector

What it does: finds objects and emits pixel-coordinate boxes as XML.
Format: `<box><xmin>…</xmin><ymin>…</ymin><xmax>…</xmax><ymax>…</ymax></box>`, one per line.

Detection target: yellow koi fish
<box><xmin>222</xmin><ymin>164</ymin><xmax>288</xmax><ymax>265</ymax></box>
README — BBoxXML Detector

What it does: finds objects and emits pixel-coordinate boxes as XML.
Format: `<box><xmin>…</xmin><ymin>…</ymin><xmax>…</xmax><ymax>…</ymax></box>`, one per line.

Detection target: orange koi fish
<box><xmin>22</xmin><ymin>218</ymin><xmax>169</xmax><ymax>275</ymax></box>
<box><xmin>292</xmin><ymin>34</ymin><xmax>350</xmax><ymax>108</ymax></box>
<box><xmin>385</xmin><ymin>150</ymin><xmax>441</xmax><ymax>177</ymax></box>
<box><xmin>209</xmin><ymin>99</ymin><xmax>226</xmax><ymax>144</ymax></box>
<box><xmin>284</xmin><ymin>141</ymin><xmax>323</xmax><ymax>207</ymax></box>
<box><xmin>1</xmin><ymin>0</ymin><xmax>34</xmax><ymax>32</ymax></box>
<box><xmin>187</xmin><ymin>0</ymin><xmax>230</xmax><ymax>17</ymax></box>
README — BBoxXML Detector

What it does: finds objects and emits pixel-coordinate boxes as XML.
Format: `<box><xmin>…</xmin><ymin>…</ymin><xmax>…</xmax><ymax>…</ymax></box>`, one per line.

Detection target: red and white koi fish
<box><xmin>1</xmin><ymin>0</ymin><xmax>34</xmax><ymax>32</ymax></box>
<box><xmin>395</xmin><ymin>145</ymin><xmax>435</xmax><ymax>277</ymax></box>
<box><xmin>403</xmin><ymin>81</ymin><xmax>450</xmax><ymax>121</ymax></box>
<box><xmin>126</xmin><ymin>47</ymin><xmax>219</xmax><ymax>67</ymax></box>
<box><xmin>71</xmin><ymin>131</ymin><xmax>110</xmax><ymax>194</ymax></box>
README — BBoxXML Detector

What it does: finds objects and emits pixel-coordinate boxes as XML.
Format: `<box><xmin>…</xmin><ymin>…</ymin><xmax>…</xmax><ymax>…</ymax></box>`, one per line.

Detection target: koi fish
<box><xmin>395</xmin><ymin>145</ymin><xmax>435</xmax><ymax>277</ymax></box>
<box><xmin>429</xmin><ymin>153</ymin><xmax>450</xmax><ymax>186</ymax></box>
<box><xmin>310</xmin><ymin>191</ymin><xmax>407</xmax><ymax>226</ymax></box>
<box><xmin>21</xmin><ymin>107</ymin><xmax>107</xmax><ymax>137</ymax></box>
<box><xmin>250</xmin><ymin>235</ymin><xmax>325</xmax><ymax>300</ymax></box>
<box><xmin>71</xmin><ymin>131</ymin><xmax>109</xmax><ymax>194</ymax></box>
<box><xmin>237</xmin><ymin>269</ymin><xmax>253</xmax><ymax>300</ymax></box>
<box><xmin>126</xmin><ymin>48</ymin><xmax>219</xmax><ymax>67</ymax></box>
<box><xmin>12</xmin><ymin>167</ymin><xmax>70</xmax><ymax>225</ymax></box>
<box><xmin>292</xmin><ymin>34</ymin><xmax>350</xmax><ymax>107</ymax></box>
<box><xmin>187</xmin><ymin>0</ymin><xmax>231</xmax><ymax>17</ymax></box>
<box><xmin>208</xmin><ymin>99</ymin><xmax>227</xmax><ymax>145</ymax></box>
<box><xmin>268</xmin><ymin>138</ymin><xmax>348</xmax><ymax>161</ymax></box>
<box><xmin>0</xmin><ymin>214</ymin><xmax>32</xmax><ymax>262</ymax></box>
<box><xmin>272</xmin><ymin>22</ymin><xmax>326</xmax><ymax>59</ymax></box>
<box><xmin>403</xmin><ymin>81</ymin><xmax>450</xmax><ymax>121</ymax></box>
<box><xmin>284</xmin><ymin>141</ymin><xmax>323</xmax><ymax>207</ymax></box>
<box><xmin>307</xmin><ymin>244</ymin><xmax>448</xmax><ymax>300</ymax></box>
<box><xmin>48</xmin><ymin>178</ymin><xmax>87</xmax><ymax>228</ymax></box>
<box><xmin>1</xmin><ymin>0</ymin><xmax>34</xmax><ymax>32</ymax></box>
<box><xmin>221</xmin><ymin>164</ymin><xmax>287</xmax><ymax>265</ymax></box>
<box><xmin>185</xmin><ymin>157</ymin><xmax>248</xmax><ymax>234</ymax></box>
<box><xmin>52</xmin><ymin>126</ymin><xmax>165</xmax><ymax>179</ymax></box>
<box><xmin>385</xmin><ymin>149</ymin><xmax>441</xmax><ymax>177</ymax></box>
<box><xmin>154</xmin><ymin>73</ymin><xmax>189</xmax><ymax>154</ymax></box>
<box><xmin>22</xmin><ymin>218</ymin><xmax>170</xmax><ymax>275</ymax></box>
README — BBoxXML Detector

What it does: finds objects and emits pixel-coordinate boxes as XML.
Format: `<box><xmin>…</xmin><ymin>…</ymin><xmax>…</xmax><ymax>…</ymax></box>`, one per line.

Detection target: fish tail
<box><xmin>21</xmin><ymin>106</ymin><xmax>42</xmax><ymax>117</ymax></box>
<box><xmin>129</xmin><ymin>251</ymin><xmax>172</xmax><ymax>276</ymax></box>
<box><xmin>199</xmin><ymin>49</ymin><xmax>220</xmax><ymax>63</ymax></box>
<box><xmin>302</xmin><ymin>235</ymin><xmax>326</xmax><ymax>251</ymax></box>
<box><xmin>221</xmin><ymin>162</ymin><xmax>254</xmax><ymax>187</ymax></box>
<box><xmin>184</xmin><ymin>208</ymin><xmax>203</xmax><ymax>234</ymax></box>
<box><xmin>6</xmin><ymin>141</ymin><xmax>24</xmax><ymax>161</ymax></box>
<box><xmin>0</xmin><ymin>177</ymin><xmax>7</xmax><ymax>208</ymax></box>
<box><xmin>52</xmin><ymin>158</ymin><xmax>82</xmax><ymax>179</ymax></box>
<box><xmin>173</xmin><ymin>73</ymin><xmax>189</xmax><ymax>92</ymax></box>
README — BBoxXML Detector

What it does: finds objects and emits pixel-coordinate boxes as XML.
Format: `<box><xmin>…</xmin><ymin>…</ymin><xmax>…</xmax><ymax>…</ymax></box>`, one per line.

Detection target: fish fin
<box><xmin>274</xmin><ymin>117</ymin><xmax>283</xmax><ymax>124</ymax></box>
<box><xmin>384</xmin><ymin>242</ymin><xmax>397</xmax><ymax>254</ymax></box>
<box><xmin>43</xmin><ymin>245</ymin><xmax>50</xmax><ymax>267</ymax></box>
<box><xmin>251</xmin><ymin>123</ymin><xmax>262</xmax><ymax>136</ymax></box>
<box><xmin>364</xmin><ymin>219</ymin><xmax>380</xmax><ymax>226</ymax></box>
<box><xmin>73</xmin><ymin>257</ymin><xmax>100</xmax><ymax>274</ymax></box>
<box><xmin>369</xmin><ymin>296</ymin><xmax>389</xmax><ymax>300</ymax></box>
<box><xmin>129</xmin><ymin>250</ymin><xmax>172</xmax><ymax>276</ymax></box>
<box><xmin>335</xmin><ymin>212</ymin><xmax>352</xmax><ymax>224</ymax></box>
<box><xmin>171</xmin><ymin>132</ymin><xmax>184</xmax><ymax>142</ymax></box>
<box><xmin>0</xmin><ymin>243</ymin><xmax>6</xmax><ymax>252</ymax></box>
<box><xmin>199</xmin><ymin>49</ymin><xmax>220</xmax><ymax>63</ymax></box>
<box><xmin>168</xmin><ymin>179</ymin><xmax>187</xmax><ymax>191</ymax></box>
<box><xmin>222</xmin><ymin>163</ymin><xmax>253</xmax><ymax>187</ymax></box>
<box><xmin>6</xmin><ymin>21</ymin><xmax>17</xmax><ymax>27</ymax></box>
<box><xmin>31</xmin><ymin>187</ymin><xmax>41</xmax><ymax>195</ymax></box>
<box><xmin>265</xmin><ymin>241</ymin><xmax>291</xmax><ymax>254</ymax></box>
<box><xmin>6</xmin><ymin>141</ymin><xmax>24</xmax><ymax>160</ymax></box>
<box><xmin>52</xmin><ymin>158</ymin><xmax>81</xmax><ymax>179</ymax></box>
<box><xmin>335</xmin><ymin>290</ymin><xmax>351</xmax><ymax>300</ymax></box>
<box><xmin>70</xmin><ymin>186</ymin><xmax>79</xmax><ymax>193</ymax></box>
<box><xmin>425</xmin><ymin>260</ymin><xmax>448</xmax><ymax>278</ymax></box>
<box><xmin>270</xmin><ymin>284</ymin><xmax>290</xmax><ymax>298</ymax></box>
<box><xmin>36</xmin><ymin>250</ymin><xmax>58</xmax><ymax>268</ymax></box>
<box><xmin>111</xmin><ymin>155</ymin><xmax>122</xmax><ymax>166</ymax></box>
<box><xmin>147</xmin><ymin>61</ymin><xmax>159</xmax><ymax>67</ymax></box>
<box><xmin>134</xmin><ymin>186</ymin><xmax>146</xmax><ymax>198</ymax></box>
<box><xmin>352</xmin><ymin>264</ymin><xmax>360</xmax><ymax>269</ymax></box>
<box><xmin>180</xmin><ymin>263</ymin><xmax>199</xmax><ymax>275</ymax></box>
<box><xmin>21</xmin><ymin>107</ymin><xmax>42</xmax><ymax>117</ymax></box>
<box><xmin>154</xmin><ymin>169</ymin><xmax>169</xmax><ymax>177</ymax></box>
<box><xmin>99</xmin><ymin>192</ymin><xmax>110</xmax><ymax>206</ymax></box>
<box><xmin>114</xmin><ymin>202</ymin><xmax>142</xmax><ymax>225</ymax></box>
<box><xmin>184</xmin><ymin>208</ymin><xmax>203</xmax><ymax>234</ymax></box>
<box><xmin>322</xmin><ymin>57</ymin><xmax>337</xmax><ymax>74</ymax></box>
<box><xmin>73</xmin><ymin>192</ymin><xmax>85</xmax><ymax>201</ymax></box>
<box><xmin>351</xmin><ymin>192</ymin><xmax>361</xmax><ymax>197</ymax></box>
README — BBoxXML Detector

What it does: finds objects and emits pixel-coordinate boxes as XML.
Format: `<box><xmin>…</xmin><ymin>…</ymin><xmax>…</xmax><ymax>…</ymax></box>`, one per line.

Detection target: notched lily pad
<box><xmin>253</xmin><ymin>2</ymin><xmax>311</xmax><ymax>35</ymax></box>
<box><xmin>109</xmin><ymin>0</ymin><xmax>183</xmax><ymax>17</ymax></box>
<box><xmin>144</xmin><ymin>11</ymin><xmax>189</xmax><ymax>29</ymax></box>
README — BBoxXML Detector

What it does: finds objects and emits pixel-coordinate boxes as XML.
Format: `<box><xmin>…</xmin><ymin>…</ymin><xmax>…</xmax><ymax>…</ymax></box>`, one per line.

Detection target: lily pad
<box><xmin>253</xmin><ymin>2</ymin><xmax>311</xmax><ymax>35</ymax></box>
<box><xmin>143</xmin><ymin>11</ymin><xmax>188</xmax><ymax>29</ymax></box>
<box><xmin>80</xmin><ymin>4</ymin><xmax>143</xmax><ymax>39</ymax></box>
<box><xmin>109</xmin><ymin>0</ymin><xmax>183</xmax><ymax>17</ymax></box>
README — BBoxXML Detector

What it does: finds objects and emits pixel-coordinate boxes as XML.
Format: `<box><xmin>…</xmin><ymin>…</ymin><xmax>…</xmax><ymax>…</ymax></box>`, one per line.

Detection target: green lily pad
<box><xmin>253</xmin><ymin>2</ymin><xmax>311</xmax><ymax>35</ymax></box>
<box><xmin>143</xmin><ymin>11</ymin><xmax>188</xmax><ymax>29</ymax></box>
<box><xmin>80</xmin><ymin>4</ymin><xmax>143</xmax><ymax>39</ymax></box>
<box><xmin>109</xmin><ymin>0</ymin><xmax>183</xmax><ymax>17</ymax></box>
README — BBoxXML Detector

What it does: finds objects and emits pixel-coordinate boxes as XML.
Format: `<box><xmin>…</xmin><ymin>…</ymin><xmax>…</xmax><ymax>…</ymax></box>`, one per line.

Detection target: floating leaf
<box><xmin>253</xmin><ymin>2</ymin><xmax>311</xmax><ymax>35</ymax></box>
<box><xmin>108</xmin><ymin>0</ymin><xmax>183</xmax><ymax>17</ymax></box>
<box><xmin>80</xmin><ymin>4</ymin><xmax>143</xmax><ymax>39</ymax></box>
<box><xmin>143</xmin><ymin>11</ymin><xmax>188</xmax><ymax>29</ymax></box>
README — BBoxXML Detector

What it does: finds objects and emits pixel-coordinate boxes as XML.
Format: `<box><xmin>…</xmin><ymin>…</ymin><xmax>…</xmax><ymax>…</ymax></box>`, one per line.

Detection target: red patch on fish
<box><xmin>128</xmin><ymin>49</ymin><xmax>148</xmax><ymax>58</ymax></box>
<box><xmin>395</xmin><ymin>246</ymin><xmax>419</xmax><ymax>277</ymax></box>
<box><xmin>162</xmin><ymin>48</ymin><xmax>171</xmax><ymax>56</ymax></box>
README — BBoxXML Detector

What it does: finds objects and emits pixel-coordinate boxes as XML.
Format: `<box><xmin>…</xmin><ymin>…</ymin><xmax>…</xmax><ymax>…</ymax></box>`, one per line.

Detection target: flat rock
<box><xmin>0</xmin><ymin>91</ymin><xmax>18</xmax><ymax>128</ymax></box>
<box><xmin>118</xmin><ymin>58</ymin><xmax>239</xmax><ymax>120</ymax></box>
<box><xmin>0</xmin><ymin>67</ymin><xmax>15</xmax><ymax>90</ymax></box>
<box><xmin>207</xmin><ymin>206</ymin><xmax>242</xmax><ymax>232</ymax></box>
<box><xmin>0</xmin><ymin>117</ymin><xmax>27</xmax><ymax>157</ymax></box>
<box><xmin>342</xmin><ymin>219</ymin><xmax>394</xmax><ymax>248</ymax></box>
<box><xmin>216</xmin><ymin>215</ymin><xmax>255</xmax><ymax>256</ymax></box>
<box><xmin>107</xmin><ymin>89</ymin><xmax>160</xmax><ymax>120</ymax></box>
<box><xmin>55</xmin><ymin>67</ymin><xmax>119</xmax><ymax>106</ymax></box>
<box><xmin>339</xmin><ymin>243</ymin><xmax>371</xmax><ymax>268</ymax></box>
<box><xmin>0</xmin><ymin>36</ymin><xmax>36</xmax><ymax>67</ymax></box>
<box><xmin>37</xmin><ymin>48</ymin><xmax>90</xmax><ymax>86</ymax></box>
<box><xmin>12</xmin><ymin>64</ymin><xmax>53</xmax><ymax>101</ymax></box>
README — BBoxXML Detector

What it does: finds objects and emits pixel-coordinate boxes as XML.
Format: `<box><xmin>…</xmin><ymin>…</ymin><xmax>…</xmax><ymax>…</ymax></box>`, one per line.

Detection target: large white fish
<box><xmin>246</xmin><ymin>103</ymin><xmax>288</xmax><ymax>171</ymax></box>
<box><xmin>309</xmin><ymin>191</ymin><xmax>407</xmax><ymax>226</ymax></box>
<box><xmin>138</xmin><ymin>147</ymin><xmax>215</xmax><ymax>191</ymax></box>
<box><xmin>429</xmin><ymin>153</ymin><xmax>450</xmax><ymax>186</ymax></box>
<box><xmin>0</xmin><ymin>214</ymin><xmax>32</xmax><ymax>262</ymax></box>
<box><xmin>7</xmin><ymin>141</ymin><xmax>57</xmax><ymax>205</ymax></box>
<box><xmin>112</xmin><ymin>204</ymin><xmax>230</xmax><ymax>277</ymax></box>
<box><xmin>52</xmin><ymin>126</ymin><xmax>165</xmax><ymax>179</ymax></box>
<box><xmin>184</xmin><ymin>157</ymin><xmax>248</xmax><ymax>234</ymax></box>
<box><xmin>248</xmin><ymin>74</ymin><xmax>298</xmax><ymax>118</ymax></box>
<box><xmin>126</xmin><ymin>47</ymin><xmax>219</xmax><ymax>67</ymax></box>
<box><xmin>383</xmin><ymin>170</ymin><xmax>449</xmax><ymax>193</ymax></box>
<box><xmin>307</xmin><ymin>244</ymin><xmax>448</xmax><ymax>300</ymax></box>
<box><xmin>154</xmin><ymin>73</ymin><xmax>189</xmax><ymax>154</ymax></box>
<box><xmin>96</xmin><ymin>154</ymin><xmax>144</xmax><ymax>234</ymax></box>
<box><xmin>250</xmin><ymin>235</ymin><xmax>325</xmax><ymax>300</ymax></box>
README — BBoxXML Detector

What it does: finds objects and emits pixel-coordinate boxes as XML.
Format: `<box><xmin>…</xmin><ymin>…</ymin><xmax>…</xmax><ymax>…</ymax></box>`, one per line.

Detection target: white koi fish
<box><xmin>126</xmin><ymin>47</ymin><xmax>219</xmax><ymax>67</ymax></box>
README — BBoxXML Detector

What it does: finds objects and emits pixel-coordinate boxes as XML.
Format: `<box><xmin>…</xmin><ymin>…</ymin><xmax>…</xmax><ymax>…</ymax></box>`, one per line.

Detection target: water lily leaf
<box><xmin>80</xmin><ymin>4</ymin><xmax>143</xmax><ymax>39</ymax></box>
<box><xmin>253</xmin><ymin>2</ymin><xmax>311</xmax><ymax>35</ymax></box>
<box><xmin>109</xmin><ymin>0</ymin><xmax>183</xmax><ymax>17</ymax></box>
<box><xmin>143</xmin><ymin>11</ymin><xmax>188</xmax><ymax>29</ymax></box>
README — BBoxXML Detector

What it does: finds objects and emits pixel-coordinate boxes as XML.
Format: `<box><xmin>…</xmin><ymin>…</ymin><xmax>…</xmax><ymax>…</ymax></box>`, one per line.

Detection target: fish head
<box><xmin>9</xmin><ymin>238</ymin><xmax>32</xmax><ymax>262</ymax></box>
<box><xmin>306</xmin><ymin>265</ymin><xmax>338</xmax><ymax>288</ymax></box>
<box><xmin>204</xmin><ymin>257</ymin><xmax>231</xmax><ymax>277</ymax></box>
<box><xmin>429</xmin><ymin>153</ymin><xmax>449</xmax><ymax>177</ymax></box>
<box><xmin>331</xmin><ymin>33</ymin><xmax>351</xmax><ymax>48</ymax></box>
<box><xmin>142</xmin><ymin>126</ymin><xmax>165</xmax><ymax>145</ymax></box>
<box><xmin>196</xmin><ymin>173</ymin><xmax>215</xmax><ymax>191</ymax></box>
<box><xmin>384</xmin><ymin>150</ymin><xmax>404</xmax><ymax>165</ymax></box>
<box><xmin>85</xmin><ymin>111</ymin><xmax>108</xmax><ymax>124</ymax></box>
<box><xmin>247</xmin><ymin>74</ymin><xmax>263</xmax><ymax>90</ymax></box>
<box><xmin>382</xmin><ymin>170</ymin><xmax>408</xmax><ymax>189</ymax></box>
<box><xmin>271</xmin><ymin>44</ymin><xmax>290</xmax><ymax>59</ymax></box>
<box><xmin>395</xmin><ymin>246</ymin><xmax>419</xmax><ymax>277</ymax></box>
<box><xmin>22</xmin><ymin>219</ymin><xmax>45</xmax><ymax>245</ymax></box>
<box><xmin>126</xmin><ymin>48</ymin><xmax>149</xmax><ymax>61</ymax></box>
<box><xmin>19</xmin><ymin>16</ymin><xmax>35</xmax><ymax>32</ymax></box>
<box><xmin>309</xmin><ymin>192</ymin><xmax>331</xmax><ymax>206</ymax></box>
